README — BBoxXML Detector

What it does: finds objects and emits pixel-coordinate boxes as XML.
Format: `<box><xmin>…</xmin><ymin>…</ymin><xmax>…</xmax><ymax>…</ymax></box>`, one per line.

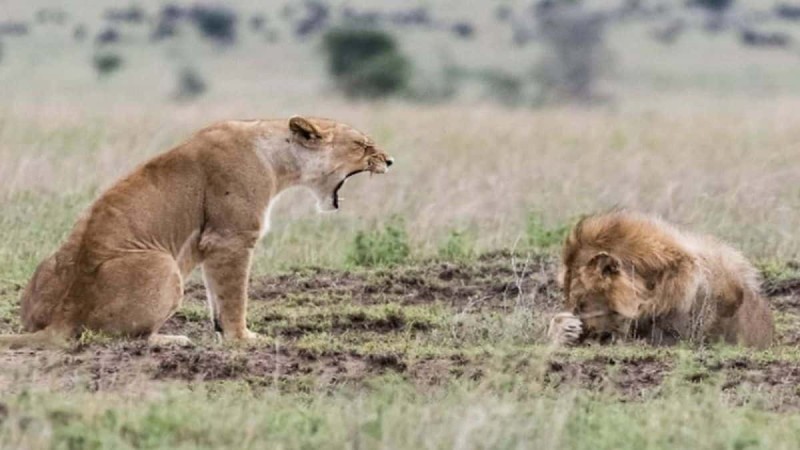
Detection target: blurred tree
<box><xmin>322</xmin><ymin>27</ymin><xmax>411</xmax><ymax>98</ymax></box>
<box><xmin>533</xmin><ymin>2</ymin><xmax>611</xmax><ymax>104</ymax></box>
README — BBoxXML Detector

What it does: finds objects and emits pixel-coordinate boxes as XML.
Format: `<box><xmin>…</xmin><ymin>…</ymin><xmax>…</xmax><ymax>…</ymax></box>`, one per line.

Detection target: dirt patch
<box><xmin>719</xmin><ymin>359</ymin><xmax>800</xmax><ymax>412</ymax></box>
<box><xmin>764</xmin><ymin>278</ymin><xmax>800</xmax><ymax>299</ymax></box>
<box><xmin>545</xmin><ymin>356</ymin><xmax>670</xmax><ymax>398</ymax></box>
<box><xmin>183</xmin><ymin>252</ymin><xmax>563</xmax><ymax>313</ymax></box>
<box><xmin>4</xmin><ymin>254</ymin><xmax>800</xmax><ymax>408</ymax></box>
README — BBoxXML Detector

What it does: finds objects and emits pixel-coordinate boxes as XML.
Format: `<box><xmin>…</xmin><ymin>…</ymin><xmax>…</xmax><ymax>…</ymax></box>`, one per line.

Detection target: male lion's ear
<box><xmin>588</xmin><ymin>252</ymin><xmax>620</xmax><ymax>278</ymax></box>
<box><xmin>289</xmin><ymin>116</ymin><xmax>322</xmax><ymax>143</ymax></box>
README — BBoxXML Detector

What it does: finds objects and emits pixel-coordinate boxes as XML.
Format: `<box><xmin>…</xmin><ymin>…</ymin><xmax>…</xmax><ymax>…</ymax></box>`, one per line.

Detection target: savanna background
<box><xmin>2</xmin><ymin>0</ymin><xmax>800</xmax><ymax>448</ymax></box>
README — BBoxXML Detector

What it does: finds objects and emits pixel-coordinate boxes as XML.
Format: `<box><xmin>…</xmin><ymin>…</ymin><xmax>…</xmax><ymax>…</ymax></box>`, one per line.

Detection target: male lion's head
<box><xmin>561</xmin><ymin>251</ymin><xmax>644</xmax><ymax>342</ymax></box>
<box><xmin>560</xmin><ymin>212</ymin><xmax>695</xmax><ymax>343</ymax></box>
<box><xmin>288</xmin><ymin>115</ymin><xmax>393</xmax><ymax>212</ymax></box>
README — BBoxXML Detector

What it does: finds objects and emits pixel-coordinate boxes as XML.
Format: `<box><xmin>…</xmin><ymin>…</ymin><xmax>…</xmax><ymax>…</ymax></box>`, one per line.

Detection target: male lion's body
<box><xmin>549</xmin><ymin>211</ymin><xmax>773</xmax><ymax>348</ymax></box>
<box><xmin>4</xmin><ymin>117</ymin><xmax>393</xmax><ymax>348</ymax></box>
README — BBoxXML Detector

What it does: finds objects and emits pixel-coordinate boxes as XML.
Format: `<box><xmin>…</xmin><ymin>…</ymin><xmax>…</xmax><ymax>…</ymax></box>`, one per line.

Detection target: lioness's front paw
<box><xmin>548</xmin><ymin>312</ymin><xmax>583</xmax><ymax>347</ymax></box>
<box><xmin>222</xmin><ymin>328</ymin><xmax>264</xmax><ymax>343</ymax></box>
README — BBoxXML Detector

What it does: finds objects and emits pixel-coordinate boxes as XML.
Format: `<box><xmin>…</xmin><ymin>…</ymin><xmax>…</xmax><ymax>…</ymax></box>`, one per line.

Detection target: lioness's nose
<box><xmin>385</xmin><ymin>157</ymin><xmax>394</xmax><ymax>167</ymax></box>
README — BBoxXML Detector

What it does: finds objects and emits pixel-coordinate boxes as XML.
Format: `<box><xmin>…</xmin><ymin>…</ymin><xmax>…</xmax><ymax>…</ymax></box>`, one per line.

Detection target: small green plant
<box><xmin>525</xmin><ymin>213</ymin><xmax>569</xmax><ymax>251</ymax></box>
<box><xmin>347</xmin><ymin>219</ymin><xmax>410</xmax><ymax>267</ymax></box>
<box><xmin>77</xmin><ymin>329</ymin><xmax>113</xmax><ymax>346</ymax></box>
<box><xmin>438</xmin><ymin>229</ymin><xmax>475</xmax><ymax>261</ymax></box>
<box><xmin>92</xmin><ymin>52</ymin><xmax>123</xmax><ymax>78</ymax></box>
<box><xmin>322</xmin><ymin>27</ymin><xmax>411</xmax><ymax>98</ymax></box>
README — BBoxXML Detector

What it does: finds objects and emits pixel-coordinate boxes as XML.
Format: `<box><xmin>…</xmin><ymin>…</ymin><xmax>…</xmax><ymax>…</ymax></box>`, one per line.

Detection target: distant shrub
<box><xmin>776</xmin><ymin>3</ymin><xmax>800</xmax><ymax>21</ymax></box>
<box><xmin>0</xmin><ymin>22</ymin><xmax>29</xmax><ymax>37</ymax></box>
<box><xmin>451</xmin><ymin>22</ymin><xmax>475</xmax><ymax>39</ymax></box>
<box><xmin>173</xmin><ymin>67</ymin><xmax>207</xmax><ymax>100</ymax></box>
<box><xmin>477</xmin><ymin>69</ymin><xmax>524</xmax><ymax>106</ymax></box>
<box><xmin>438</xmin><ymin>229</ymin><xmax>475</xmax><ymax>261</ymax></box>
<box><xmin>35</xmin><ymin>8</ymin><xmax>67</xmax><ymax>25</ymax></box>
<box><xmin>249</xmin><ymin>14</ymin><xmax>266</xmax><ymax>32</ymax></box>
<box><xmin>73</xmin><ymin>24</ymin><xmax>87</xmax><ymax>41</ymax></box>
<box><xmin>189</xmin><ymin>4</ymin><xmax>238</xmax><ymax>44</ymax></box>
<box><xmin>525</xmin><ymin>213</ymin><xmax>568</xmax><ymax>251</ymax></box>
<box><xmin>348</xmin><ymin>220</ymin><xmax>411</xmax><ymax>267</ymax></box>
<box><xmin>740</xmin><ymin>28</ymin><xmax>790</xmax><ymax>48</ymax></box>
<box><xmin>495</xmin><ymin>5</ymin><xmax>513</xmax><ymax>21</ymax></box>
<box><xmin>104</xmin><ymin>5</ymin><xmax>146</xmax><ymax>24</ymax></box>
<box><xmin>295</xmin><ymin>1</ymin><xmax>330</xmax><ymax>38</ymax></box>
<box><xmin>93</xmin><ymin>52</ymin><xmax>123</xmax><ymax>77</ymax></box>
<box><xmin>322</xmin><ymin>27</ymin><xmax>411</xmax><ymax>98</ymax></box>
<box><xmin>95</xmin><ymin>27</ymin><xmax>121</xmax><ymax>45</ymax></box>
<box><xmin>690</xmin><ymin>0</ymin><xmax>734</xmax><ymax>12</ymax></box>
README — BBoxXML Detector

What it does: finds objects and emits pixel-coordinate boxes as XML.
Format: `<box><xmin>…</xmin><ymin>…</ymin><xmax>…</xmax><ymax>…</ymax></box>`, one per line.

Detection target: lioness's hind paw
<box><xmin>148</xmin><ymin>334</ymin><xmax>194</xmax><ymax>348</ymax></box>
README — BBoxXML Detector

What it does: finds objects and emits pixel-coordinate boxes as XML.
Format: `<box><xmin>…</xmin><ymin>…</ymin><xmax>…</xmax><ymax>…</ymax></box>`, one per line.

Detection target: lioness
<box><xmin>548</xmin><ymin>211</ymin><xmax>774</xmax><ymax>348</ymax></box>
<box><xmin>1</xmin><ymin>116</ymin><xmax>393</xmax><ymax>348</ymax></box>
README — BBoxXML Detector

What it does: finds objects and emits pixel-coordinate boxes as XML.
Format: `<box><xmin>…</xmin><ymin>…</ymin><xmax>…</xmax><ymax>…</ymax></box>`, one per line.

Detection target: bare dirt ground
<box><xmin>1</xmin><ymin>252</ymin><xmax>799</xmax><ymax>411</ymax></box>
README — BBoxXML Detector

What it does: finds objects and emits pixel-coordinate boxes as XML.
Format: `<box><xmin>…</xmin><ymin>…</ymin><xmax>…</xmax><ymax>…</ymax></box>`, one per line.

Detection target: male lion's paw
<box><xmin>548</xmin><ymin>312</ymin><xmax>583</xmax><ymax>347</ymax></box>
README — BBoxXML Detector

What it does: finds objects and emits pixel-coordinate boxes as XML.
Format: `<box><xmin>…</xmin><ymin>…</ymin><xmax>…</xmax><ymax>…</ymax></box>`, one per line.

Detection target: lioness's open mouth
<box><xmin>332</xmin><ymin>170</ymin><xmax>367</xmax><ymax>209</ymax></box>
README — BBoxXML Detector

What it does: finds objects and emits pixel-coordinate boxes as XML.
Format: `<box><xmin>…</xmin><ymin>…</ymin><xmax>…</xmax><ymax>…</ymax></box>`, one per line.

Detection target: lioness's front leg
<box><xmin>200</xmin><ymin>232</ymin><xmax>260</xmax><ymax>341</ymax></box>
<box><xmin>548</xmin><ymin>312</ymin><xmax>583</xmax><ymax>347</ymax></box>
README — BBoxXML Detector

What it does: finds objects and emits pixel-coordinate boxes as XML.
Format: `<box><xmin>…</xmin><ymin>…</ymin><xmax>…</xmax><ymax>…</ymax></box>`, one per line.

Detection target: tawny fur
<box><xmin>552</xmin><ymin>211</ymin><xmax>774</xmax><ymax>348</ymax></box>
<box><xmin>3</xmin><ymin>116</ymin><xmax>393</xmax><ymax>348</ymax></box>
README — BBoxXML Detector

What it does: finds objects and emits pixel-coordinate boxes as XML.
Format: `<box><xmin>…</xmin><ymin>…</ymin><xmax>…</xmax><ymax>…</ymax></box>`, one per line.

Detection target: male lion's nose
<box><xmin>385</xmin><ymin>157</ymin><xmax>394</xmax><ymax>167</ymax></box>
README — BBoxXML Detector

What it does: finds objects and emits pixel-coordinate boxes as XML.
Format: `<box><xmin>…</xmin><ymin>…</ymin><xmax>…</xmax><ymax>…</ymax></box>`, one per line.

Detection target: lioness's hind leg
<box><xmin>84</xmin><ymin>252</ymin><xmax>184</xmax><ymax>338</ymax></box>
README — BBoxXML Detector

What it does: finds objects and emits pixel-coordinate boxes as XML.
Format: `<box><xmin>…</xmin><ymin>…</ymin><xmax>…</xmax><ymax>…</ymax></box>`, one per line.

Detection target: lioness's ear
<box><xmin>289</xmin><ymin>116</ymin><xmax>322</xmax><ymax>142</ymax></box>
<box><xmin>588</xmin><ymin>252</ymin><xmax>620</xmax><ymax>278</ymax></box>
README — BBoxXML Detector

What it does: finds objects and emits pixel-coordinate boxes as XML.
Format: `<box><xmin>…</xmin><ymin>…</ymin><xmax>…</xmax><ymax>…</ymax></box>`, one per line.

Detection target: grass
<box><xmin>4</xmin><ymin>376</ymin><xmax>800</xmax><ymax>450</ymax></box>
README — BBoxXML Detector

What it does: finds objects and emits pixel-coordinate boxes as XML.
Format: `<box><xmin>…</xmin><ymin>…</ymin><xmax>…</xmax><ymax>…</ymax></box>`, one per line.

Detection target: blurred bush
<box><xmin>104</xmin><ymin>5</ymin><xmax>146</xmax><ymax>24</ymax></box>
<box><xmin>95</xmin><ymin>27</ymin><xmax>121</xmax><ymax>45</ymax></box>
<box><xmin>174</xmin><ymin>67</ymin><xmax>208</xmax><ymax>101</ymax></box>
<box><xmin>476</xmin><ymin>69</ymin><xmax>524</xmax><ymax>107</ymax></box>
<box><xmin>73</xmin><ymin>24</ymin><xmax>87</xmax><ymax>42</ymax></box>
<box><xmin>189</xmin><ymin>4</ymin><xmax>238</xmax><ymax>44</ymax></box>
<box><xmin>92</xmin><ymin>52</ymin><xmax>123</xmax><ymax>78</ymax></box>
<box><xmin>295</xmin><ymin>1</ymin><xmax>330</xmax><ymax>38</ymax></box>
<box><xmin>348</xmin><ymin>219</ymin><xmax>411</xmax><ymax>267</ymax></box>
<box><xmin>691</xmin><ymin>0</ymin><xmax>734</xmax><ymax>12</ymax></box>
<box><xmin>322</xmin><ymin>27</ymin><xmax>411</xmax><ymax>98</ymax></box>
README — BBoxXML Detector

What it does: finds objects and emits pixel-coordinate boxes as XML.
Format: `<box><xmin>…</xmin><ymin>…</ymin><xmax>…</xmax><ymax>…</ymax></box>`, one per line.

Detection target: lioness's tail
<box><xmin>0</xmin><ymin>328</ymin><xmax>69</xmax><ymax>350</ymax></box>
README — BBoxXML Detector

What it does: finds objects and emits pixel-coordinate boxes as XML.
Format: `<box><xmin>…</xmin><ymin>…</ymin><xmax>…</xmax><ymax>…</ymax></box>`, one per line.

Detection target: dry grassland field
<box><xmin>2</xmin><ymin>0</ymin><xmax>800</xmax><ymax>448</ymax></box>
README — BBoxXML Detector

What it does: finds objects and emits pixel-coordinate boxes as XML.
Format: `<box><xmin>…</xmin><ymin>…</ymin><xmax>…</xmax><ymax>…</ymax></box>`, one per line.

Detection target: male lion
<box><xmin>548</xmin><ymin>211</ymin><xmax>774</xmax><ymax>348</ymax></box>
<box><xmin>1</xmin><ymin>116</ymin><xmax>393</xmax><ymax>348</ymax></box>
